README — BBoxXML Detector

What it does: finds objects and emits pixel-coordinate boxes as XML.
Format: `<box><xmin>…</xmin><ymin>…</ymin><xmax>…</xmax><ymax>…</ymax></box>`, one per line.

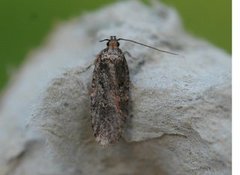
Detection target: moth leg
<box><xmin>123</xmin><ymin>51</ymin><xmax>137</xmax><ymax>63</ymax></box>
<box><xmin>123</xmin><ymin>51</ymin><xmax>132</xmax><ymax>57</ymax></box>
<box><xmin>123</xmin><ymin>51</ymin><xmax>145</xmax><ymax>66</ymax></box>
<box><xmin>79</xmin><ymin>60</ymin><xmax>95</xmax><ymax>73</ymax></box>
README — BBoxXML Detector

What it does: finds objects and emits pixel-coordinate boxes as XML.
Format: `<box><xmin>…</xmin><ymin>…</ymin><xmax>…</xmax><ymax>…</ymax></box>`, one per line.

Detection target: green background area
<box><xmin>0</xmin><ymin>0</ymin><xmax>231</xmax><ymax>91</ymax></box>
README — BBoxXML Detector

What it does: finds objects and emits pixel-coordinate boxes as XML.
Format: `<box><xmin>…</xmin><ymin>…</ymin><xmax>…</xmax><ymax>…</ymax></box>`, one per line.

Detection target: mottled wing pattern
<box><xmin>90</xmin><ymin>48</ymin><xmax>130</xmax><ymax>145</ymax></box>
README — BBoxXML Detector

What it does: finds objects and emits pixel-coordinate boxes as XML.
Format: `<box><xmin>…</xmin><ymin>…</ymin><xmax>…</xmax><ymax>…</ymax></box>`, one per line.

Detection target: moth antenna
<box><xmin>118</xmin><ymin>38</ymin><xmax>180</xmax><ymax>56</ymax></box>
<box><xmin>99</xmin><ymin>39</ymin><xmax>110</xmax><ymax>42</ymax></box>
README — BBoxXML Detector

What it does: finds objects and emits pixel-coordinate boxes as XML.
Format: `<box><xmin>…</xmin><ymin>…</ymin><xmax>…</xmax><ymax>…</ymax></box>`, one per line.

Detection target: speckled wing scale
<box><xmin>90</xmin><ymin>36</ymin><xmax>130</xmax><ymax>145</ymax></box>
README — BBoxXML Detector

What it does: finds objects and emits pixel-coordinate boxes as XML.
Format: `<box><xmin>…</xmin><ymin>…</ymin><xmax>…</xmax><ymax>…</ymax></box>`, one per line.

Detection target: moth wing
<box><xmin>90</xmin><ymin>53</ymin><xmax>130</xmax><ymax>145</ymax></box>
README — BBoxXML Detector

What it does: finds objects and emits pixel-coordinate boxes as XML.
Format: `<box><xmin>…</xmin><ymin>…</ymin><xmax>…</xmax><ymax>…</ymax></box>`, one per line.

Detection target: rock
<box><xmin>0</xmin><ymin>1</ymin><xmax>231</xmax><ymax>175</ymax></box>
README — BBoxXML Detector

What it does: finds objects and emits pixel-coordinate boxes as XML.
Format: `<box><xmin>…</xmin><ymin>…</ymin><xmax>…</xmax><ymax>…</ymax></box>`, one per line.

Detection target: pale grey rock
<box><xmin>0</xmin><ymin>1</ymin><xmax>231</xmax><ymax>175</ymax></box>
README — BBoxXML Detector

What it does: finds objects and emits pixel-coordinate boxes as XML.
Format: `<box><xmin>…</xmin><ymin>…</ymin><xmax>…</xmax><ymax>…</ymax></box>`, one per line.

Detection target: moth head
<box><xmin>100</xmin><ymin>36</ymin><xmax>120</xmax><ymax>49</ymax></box>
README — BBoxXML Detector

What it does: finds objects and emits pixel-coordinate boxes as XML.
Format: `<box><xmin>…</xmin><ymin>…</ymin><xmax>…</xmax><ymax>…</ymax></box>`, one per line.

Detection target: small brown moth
<box><xmin>90</xmin><ymin>36</ymin><xmax>178</xmax><ymax>145</ymax></box>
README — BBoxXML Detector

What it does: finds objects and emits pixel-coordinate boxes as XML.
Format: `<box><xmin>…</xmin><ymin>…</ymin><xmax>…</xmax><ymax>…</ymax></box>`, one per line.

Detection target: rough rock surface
<box><xmin>0</xmin><ymin>1</ymin><xmax>231</xmax><ymax>175</ymax></box>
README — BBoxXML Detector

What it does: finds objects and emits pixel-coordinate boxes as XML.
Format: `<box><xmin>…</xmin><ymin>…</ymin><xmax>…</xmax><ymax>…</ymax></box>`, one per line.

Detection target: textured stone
<box><xmin>0</xmin><ymin>1</ymin><xmax>231</xmax><ymax>175</ymax></box>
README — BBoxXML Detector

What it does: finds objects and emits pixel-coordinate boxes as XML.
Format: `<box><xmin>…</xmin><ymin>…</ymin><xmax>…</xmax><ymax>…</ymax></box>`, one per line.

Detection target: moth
<box><xmin>90</xmin><ymin>36</ymin><xmax>178</xmax><ymax>145</ymax></box>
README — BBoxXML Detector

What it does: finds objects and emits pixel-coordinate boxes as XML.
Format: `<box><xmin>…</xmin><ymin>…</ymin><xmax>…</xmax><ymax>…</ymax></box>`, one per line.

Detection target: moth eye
<box><xmin>107</xmin><ymin>42</ymin><xmax>110</xmax><ymax>46</ymax></box>
<box><xmin>117</xmin><ymin>42</ymin><xmax>120</xmax><ymax>47</ymax></box>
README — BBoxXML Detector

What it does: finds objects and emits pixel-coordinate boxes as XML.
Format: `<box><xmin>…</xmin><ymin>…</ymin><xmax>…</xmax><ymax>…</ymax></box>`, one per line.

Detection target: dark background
<box><xmin>0</xmin><ymin>0</ymin><xmax>231</xmax><ymax>91</ymax></box>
